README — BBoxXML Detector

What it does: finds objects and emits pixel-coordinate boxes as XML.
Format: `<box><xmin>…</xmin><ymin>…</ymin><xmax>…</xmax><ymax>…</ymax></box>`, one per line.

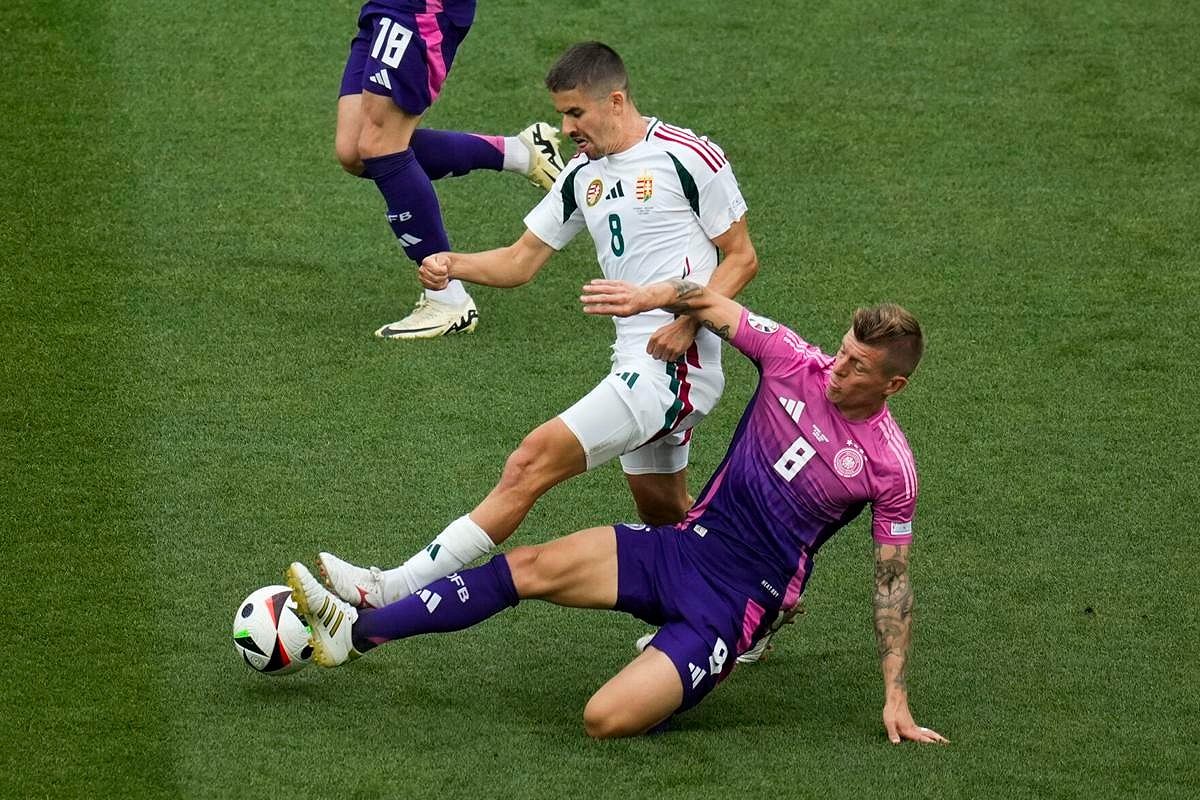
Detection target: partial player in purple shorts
<box><xmin>611</xmin><ymin>522</ymin><xmax>794</xmax><ymax>711</ymax></box>
<box><xmin>333</xmin><ymin>1</ymin><xmax>567</xmax><ymax>339</ymax></box>
<box><xmin>286</xmin><ymin>278</ymin><xmax>949</xmax><ymax>745</ymax></box>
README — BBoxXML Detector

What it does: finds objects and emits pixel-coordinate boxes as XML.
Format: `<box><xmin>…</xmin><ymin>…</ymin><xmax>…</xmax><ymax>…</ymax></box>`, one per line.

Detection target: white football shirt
<box><xmin>525</xmin><ymin>117</ymin><xmax>749</xmax><ymax>362</ymax></box>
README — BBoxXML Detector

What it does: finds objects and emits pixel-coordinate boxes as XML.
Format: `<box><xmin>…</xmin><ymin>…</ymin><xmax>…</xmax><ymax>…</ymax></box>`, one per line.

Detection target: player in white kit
<box><xmin>316</xmin><ymin>42</ymin><xmax>759</xmax><ymax>606</ymax></box>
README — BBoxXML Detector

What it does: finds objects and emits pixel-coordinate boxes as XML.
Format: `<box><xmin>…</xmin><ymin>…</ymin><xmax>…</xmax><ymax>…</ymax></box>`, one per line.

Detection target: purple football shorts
<box><xmin>339</xmin><ymin>1</ymin><xmax>475</xmax><ymax>114</ymax></box>
<box><xmin>613</xmin><ymin>522</ymin><xmax>789</xmax><ymax>712</ymax></box>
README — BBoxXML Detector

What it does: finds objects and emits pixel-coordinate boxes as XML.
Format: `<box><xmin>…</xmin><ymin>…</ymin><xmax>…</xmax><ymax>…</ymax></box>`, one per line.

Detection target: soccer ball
<box><xmin>232</xmin><ymin>585</ymin><xmax>312</xmax><ymax>675</ymax></box>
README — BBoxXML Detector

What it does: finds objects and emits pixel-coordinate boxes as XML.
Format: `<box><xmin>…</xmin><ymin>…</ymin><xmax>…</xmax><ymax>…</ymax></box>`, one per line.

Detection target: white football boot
<box><xmin>317</xmin><ymin>551</ymin><xmax>387</xmax><ymax>609</ymax></box>
<box><xmin>518</xmin><ymin>122</ymin><xmax>567</xmax><ymax>191</ymax></box>
<box><xmin>285</xmin><ymin>562</ymin><xmax>360</xmax><ymax>668</ymax></box>
<box><xmin>375</xmin><ymin>296</ymin><xmax>478</xmax><ymax>339</ymax></box>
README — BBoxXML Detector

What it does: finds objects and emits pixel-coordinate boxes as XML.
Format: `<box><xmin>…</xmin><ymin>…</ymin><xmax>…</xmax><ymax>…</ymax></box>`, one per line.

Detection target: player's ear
<box><xmin>609</xmin><ymin>89</ymin><xmax>626</xmax><ymax>114</ymax></box>
<box><xmin>882</xmin><ymin>374</ymin><xmax>908</xmax><ymax>398</ymax></box>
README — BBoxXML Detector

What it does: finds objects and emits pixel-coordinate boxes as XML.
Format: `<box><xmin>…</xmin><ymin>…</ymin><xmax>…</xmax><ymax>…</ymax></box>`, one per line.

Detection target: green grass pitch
<box><xmin>2</xmin><ymin>1</ymin><xmax>1197</xmax><ymax>797</ymax></box>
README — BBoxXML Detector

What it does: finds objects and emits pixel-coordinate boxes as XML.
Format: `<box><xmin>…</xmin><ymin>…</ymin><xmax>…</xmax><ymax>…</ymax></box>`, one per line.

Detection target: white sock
<box><xmin>381</xmin><ymin>515</ymin><xmax>496</xmax><ymax>600</ymax></box>
<box><xmin>501</xmin><ymin>136</ymin><xmax>530</xmax><ymax>174</ymax></box>
<box><xmin>425</xmin><ymin>280</ymin><xmax>470</xmax><ymax>306</ymax></box>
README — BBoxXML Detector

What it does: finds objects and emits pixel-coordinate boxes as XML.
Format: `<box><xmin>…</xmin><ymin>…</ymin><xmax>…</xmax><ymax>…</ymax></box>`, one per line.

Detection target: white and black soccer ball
<box><xmin>232</xmin><ymin>585</ymin><xmax>312</xmax><ymax>675</ymax></box>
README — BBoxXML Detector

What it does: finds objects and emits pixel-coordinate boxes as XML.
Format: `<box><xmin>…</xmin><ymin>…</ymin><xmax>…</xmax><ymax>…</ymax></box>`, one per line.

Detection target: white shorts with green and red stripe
<box><xmin>558</xmin><ymin>352</ymin><xmax>725</xmax><ymax>475</ymax></box>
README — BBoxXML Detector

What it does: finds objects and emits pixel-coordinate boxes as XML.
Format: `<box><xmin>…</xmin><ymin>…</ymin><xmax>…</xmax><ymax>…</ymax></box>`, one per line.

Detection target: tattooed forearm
<box><xmin>873</xmin><ymin>543</ymin><xmax>914</xmax><ymax>694</ymax></box>
<box><xmin>701</xmin><ymin>319</ymin><xmax>731</xmax><ymax>340</ymax></box>
<box><xmin>661</xmin><ymin>279</ymin><xmax>706</xmax><ymax>314</ymax></box>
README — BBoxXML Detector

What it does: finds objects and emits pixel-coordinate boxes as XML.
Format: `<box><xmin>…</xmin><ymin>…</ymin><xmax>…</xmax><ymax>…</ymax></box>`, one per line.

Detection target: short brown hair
<box><xmin>545</xmin><ymin>41</ymin><xmax>630</xmax><ymax>99</ymax></box>
<box><xmin>852</xmin><ymin>303</ymin><xmax>924</xmax><ymax>377</ymax></box>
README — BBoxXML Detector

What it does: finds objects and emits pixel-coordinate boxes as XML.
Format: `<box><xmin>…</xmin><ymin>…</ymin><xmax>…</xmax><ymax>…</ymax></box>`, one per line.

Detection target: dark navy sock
<box><xmin>361</xmin><ymin>149</ymin><xmax>450</xmax><ymax>265</ymax></box>
<box><xmin>410</xmin><ymin>129</ymin><xmax>504</xmax><ymax>179</ymax></box>
<box><xmin>352</xmin><ymin>556</ymin><xmax>519</xmax><ymax>652</ymax></box>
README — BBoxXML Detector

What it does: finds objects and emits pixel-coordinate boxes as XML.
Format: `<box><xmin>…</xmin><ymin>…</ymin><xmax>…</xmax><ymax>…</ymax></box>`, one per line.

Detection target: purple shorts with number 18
<box><xmin>339</xmin><ymin>1</ymin><xmax>476</xmax><ymax>115</ymax></box>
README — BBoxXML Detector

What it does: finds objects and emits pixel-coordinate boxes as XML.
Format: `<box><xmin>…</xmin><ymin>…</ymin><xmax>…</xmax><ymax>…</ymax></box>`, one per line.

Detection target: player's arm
<box><xmin>873</xmin><ymin>542</ymin><xmax>949</xmax><ymax>745</ymax></box>
<box><xmin>419</xmin><ymin>229</ymin><xmax>555</xmax><ymax>289</ymax></box>
<box><xmin>645</xmin><ymin>217</ymin><xmax>758</xmax><ymax>361</ymax></box>
<box><xmin>581</xmin><ymin>278</ymin><xmax>744</xmax><ymax>341</ymax></box>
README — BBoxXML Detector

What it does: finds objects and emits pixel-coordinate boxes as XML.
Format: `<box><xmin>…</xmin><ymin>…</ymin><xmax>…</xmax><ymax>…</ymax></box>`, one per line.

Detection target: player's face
<box><xmin>826</xmin><ymin>329</ymin><xmax>906</xmax><ymax>419</ymax></box>
<box><xmin>552</xmin><ymin>87</ymin><xmax>623</xmax><ymax>159</ymax></box>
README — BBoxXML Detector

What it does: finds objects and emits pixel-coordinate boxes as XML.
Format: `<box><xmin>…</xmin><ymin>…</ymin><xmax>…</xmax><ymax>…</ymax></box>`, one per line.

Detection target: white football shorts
<box><xmin>558</xmin><ymin>357</ymin><xmax>725</xmax><ymax>475</ymax></box>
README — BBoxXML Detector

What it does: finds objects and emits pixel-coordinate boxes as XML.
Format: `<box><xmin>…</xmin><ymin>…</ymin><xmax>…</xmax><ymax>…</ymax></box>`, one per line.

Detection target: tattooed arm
<box><xmin>579</xmin><ymin>278</ymin><xmax>744</xmax><ymax>341</ymax></box>
<box><xmin>873</xmin><ymin>542</ymin><xmax>949</xmax><ymax>744</ymax></box>
<box><xmin>644</xmin><ymin>217</ymin><xmax>758</xmax><ymax>361</ymax></box>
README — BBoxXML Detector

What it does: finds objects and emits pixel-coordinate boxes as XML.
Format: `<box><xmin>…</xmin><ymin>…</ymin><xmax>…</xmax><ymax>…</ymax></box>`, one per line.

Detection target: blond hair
<box><xmin>852</xmin><ymin>304</ymin><xmax>924</xmax><ymax>377</ymax></box>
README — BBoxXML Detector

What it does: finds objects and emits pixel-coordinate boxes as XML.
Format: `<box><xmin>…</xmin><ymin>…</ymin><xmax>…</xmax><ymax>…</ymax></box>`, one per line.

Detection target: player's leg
<box><xmin>584</xmin><ymin>647</ymin><xmax>683</xmax><ymax>738</ymax></box>
<box><xmin>335</xmin><ymin>93</ymin><xmax>367</xmax><ymax>176</ymax></box>
<box><xmin>623</xmin><ymin>464</ymin><xmax>692</xmax><ymax>526</ymax></box>
<box><xmin>409</xmin><ymin>123</ymin><xmax>566</xmax><ymax>189</ymax></box>
<box><xmin>319</xmin><ymin>416</ymin><xmax>589</xmax><ymax>606</ymax></box>
<box><xmin>291</xmin><ymin>526</ymin><xmax>619</xmax><ymax>666</ymax></box>
<box><xmin>319</xmin><ymin>377</ymin><xmax>648</xmax><ymax>606</ymax></box>
<box><xmin>358</xmin><ymin>89</ymin><xmax>483</xmax><ymax>338</ymax></box>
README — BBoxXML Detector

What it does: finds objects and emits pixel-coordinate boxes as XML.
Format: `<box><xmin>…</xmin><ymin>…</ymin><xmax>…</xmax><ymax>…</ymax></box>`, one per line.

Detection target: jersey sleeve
<box><xmin>652</xmin><ymin>125</ymin><xmax>748</xmax><ymax>240</ymax></box>
<box><xmin>869</xmin><ymin>435</ymin><xmax>917</xmax><ymax>545</ymax></box>
<box><xmin>870</xmin><ymin>486</ymin><xmax>916</xmax><ymax>545</ymax></box>
<box><xmin>696</xmin><ymin>161</ymin><xmax>748</xmax><ymax>240</ymax></box>
<box><xmin>729</xmin><ymin>307</ymin><xmax>827</xmax><ymax>377</ymax></box>
<box><xmin>523</xmin><ymin>157</ymin><xmax>587</xmax><ymax>250</ymax></box>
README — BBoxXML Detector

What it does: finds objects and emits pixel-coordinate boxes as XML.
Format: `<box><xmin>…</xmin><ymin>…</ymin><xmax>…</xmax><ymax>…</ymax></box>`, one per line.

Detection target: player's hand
<box><xmin>580</xmin><ymin>279</ymin><xmax>652</xmax><ymax>318</ymax></box>
<box><xmin>419</xmin><ymin>253</ymin><xmax>452</xmax><ymax>290</ymax></box>
<box><xmin>882</xmin><ymin>699</ymin><xmax>949</xmax><ymax>745</ymax></box>
<box><xmin>647</xmin><ymin>316</ymin><xmax>700</xmax><ymax>362</ymax></box>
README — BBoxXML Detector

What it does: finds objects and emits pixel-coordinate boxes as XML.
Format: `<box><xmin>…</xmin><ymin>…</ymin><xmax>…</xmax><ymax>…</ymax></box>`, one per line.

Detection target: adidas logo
<box><xmin>778</xmin><ymin>396</ymin><xmax>805</xmax><ymax>424</ymax></box>
<box><xmin>605</xmin><ymin>180</ymin><xmax>625</xmax><ymax>200</ymax></box>
<box><xmin>687</xmin><ymin>662</ymin><xmax>707</xmax><ymax>688</ymax></box>
<box><xmin>368</xmin><ymin>69</ymin><xmax>392</xmax><ymax>90</ymax></box>
<box><xmin>418</xmin><ymin>589</ymin><xmax>442</xmax><ymax>614</ymax></box>
<box><xmin>317</xmin><ymin>597</ymin><xmax>346</xmax><ymax>636</ymax></box>
<box><xmin>426</xmin><ymin>543</ymin><xmax>442</xmax><ymax>561</ymax></box>
<box><xmin>397</xmin><ymin>233</ymin><xmax>423</xmax><ymax>248</ymax></box>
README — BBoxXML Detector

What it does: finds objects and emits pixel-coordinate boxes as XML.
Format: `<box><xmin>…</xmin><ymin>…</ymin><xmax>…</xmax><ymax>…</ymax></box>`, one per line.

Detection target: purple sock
<box><xmin>352</xmin><ymin>555</ymin><xmax>519</xmax><ymax>652</ymax></box>
<box><xmin>361</xmin><ymin>149</ymin><xmax>450</xmax><ymax>264</ymax></box>
<box><xmin>410</xmin><ymin>129</ymin><xmax>504</xmax><ymax>179</ymax></box>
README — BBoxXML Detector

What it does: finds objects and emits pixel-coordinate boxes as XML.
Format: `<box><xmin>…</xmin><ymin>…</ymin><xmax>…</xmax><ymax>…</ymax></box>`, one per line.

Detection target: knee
<box><xmin>583</xmin><ymin>696</ymin><xmax>641</xmax><ymax>740</ymax></box>
<box><xmin>504</xmin><ymin>545</ymin><xmax>563</xmax><ymax>599</ymax></box>
<box><xmin>496</xmin><ymin>433</ymin><xmax>559</xmax><ymax>497</ymax></box>
<box><xmin>336</xmin><ymin>146</ymin><xmax>364</xmax><ymax>176</ymax></box>
<box><xmin>335</xmin><ymin>131</ymin><xmax>365</xmax><ymax>176</ymax></box>
<box><xmin>504</xmin><ymin>545</ymin><xmax>540</xmax><ymax>593</ymax></box>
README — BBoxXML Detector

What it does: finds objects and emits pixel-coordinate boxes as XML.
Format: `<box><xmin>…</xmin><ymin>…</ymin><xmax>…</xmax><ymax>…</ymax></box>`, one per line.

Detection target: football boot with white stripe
<box><xmin>285</xmin><ymin>562</ymin><xmax>360</xmax><ymax>668</ymax></box>
<box><xmin>375</xmin><ymin>296</ymin><xmax>478</xmax><ymax>339</ymax></box>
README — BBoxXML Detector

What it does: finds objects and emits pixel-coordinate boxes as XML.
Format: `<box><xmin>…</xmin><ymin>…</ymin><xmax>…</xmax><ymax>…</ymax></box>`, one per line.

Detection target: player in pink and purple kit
<box><xmin>337</xmin><ymin>0</ymin><xmax>567</xmax><ymax>338</ymax></box>
<box><xmin>286</xmin><ymin>278</ymin><xmax>948</xmax><ymax>744</ymax></box>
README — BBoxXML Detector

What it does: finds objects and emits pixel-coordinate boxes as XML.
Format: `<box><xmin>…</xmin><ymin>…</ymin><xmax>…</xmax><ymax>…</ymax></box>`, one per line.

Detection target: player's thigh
<box><xmin>583</xmin><ymin>646</ymin><xmax>683</xmax><ymax>738</ymax></box>
<box><xmin>558</xmin><ymin>374</ymin><xmax>660</xmax><ymax>471</ymax></box>
<box><xmin>507</xmin><ymin>526</ymin><xmax>618</xmax><ymax>608</ymax></box>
